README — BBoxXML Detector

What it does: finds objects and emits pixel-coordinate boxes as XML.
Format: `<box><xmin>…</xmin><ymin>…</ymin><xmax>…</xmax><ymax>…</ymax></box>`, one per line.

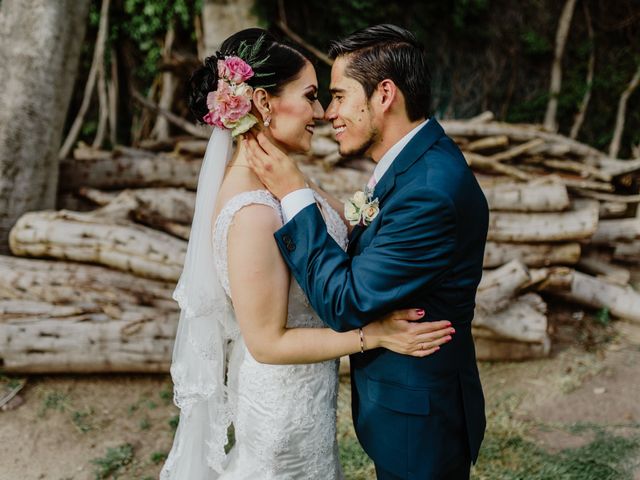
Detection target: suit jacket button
<box><xmin>286</xmin><ymin>240</ymin><xmax>296</xmax><ymax>252</ymax></box>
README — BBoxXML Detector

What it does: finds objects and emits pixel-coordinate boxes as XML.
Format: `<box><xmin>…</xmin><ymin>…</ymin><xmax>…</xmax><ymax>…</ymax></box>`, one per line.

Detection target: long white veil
<box><xmin>160</xmin><ymin>127</ymin><xmax>240</xmax><ymax>479</ymax></box>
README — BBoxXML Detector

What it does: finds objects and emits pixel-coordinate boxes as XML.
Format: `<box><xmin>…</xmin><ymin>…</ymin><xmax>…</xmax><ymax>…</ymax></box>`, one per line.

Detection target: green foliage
<box><xmin>150</xmin><ymin>451</ymin><xmax>167</xmax><ymax>464</ymax></box>
<box><xmin>596</xmin><ymin>307</ymin><xmax>611</xmax><ymax>326</ymax></box>
<box><xmin>521</xmin><ymin>30</ymin><xmax>553</xmax><ymax>56</ymax></box>
<box><xmin>72</xmin><ymin>407</ymin><xmax>94</xmax><ymax>433</ymax></box>
<box><xmin>91</xmin><ymin>443</ymin><xmax>134</xmax><ymax>479</ymax></box>
<box><xmin>168</xmin><ymin>414</ymin><xmax>179</xmax><ymax>431</ymax></box>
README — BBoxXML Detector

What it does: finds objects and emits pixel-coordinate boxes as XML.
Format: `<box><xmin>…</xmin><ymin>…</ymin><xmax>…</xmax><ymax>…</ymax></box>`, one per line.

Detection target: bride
<box><xmin>160</xmin><ymin>28</ymin><xmax>454</xmax><ymax>479</ymax></box>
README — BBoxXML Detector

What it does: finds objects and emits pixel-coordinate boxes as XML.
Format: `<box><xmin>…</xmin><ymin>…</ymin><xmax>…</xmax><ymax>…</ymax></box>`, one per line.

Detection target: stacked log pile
<box><xmin>2</xmin><ymin>115</ymin><xmax>640</xmax><ymax>372</ymax></box>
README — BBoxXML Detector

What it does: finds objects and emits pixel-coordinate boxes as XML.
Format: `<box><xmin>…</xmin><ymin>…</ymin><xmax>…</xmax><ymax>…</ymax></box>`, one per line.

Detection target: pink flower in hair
<box><xmin>218</xmin><ymin>56</ymin><xmax>254</xmax><ymax>84</ymax></box>
<box><xmin>203</xmin><ymin>79</ymin><xmax>252</xmax><ymax>128</ymax></box>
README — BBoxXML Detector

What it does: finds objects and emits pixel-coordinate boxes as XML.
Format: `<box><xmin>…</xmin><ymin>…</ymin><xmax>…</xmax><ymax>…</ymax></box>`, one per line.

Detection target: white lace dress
<box><xmin>212</xmin><ymin>189</ymin><xmax>348</xmax><ymax>480</ymax></box>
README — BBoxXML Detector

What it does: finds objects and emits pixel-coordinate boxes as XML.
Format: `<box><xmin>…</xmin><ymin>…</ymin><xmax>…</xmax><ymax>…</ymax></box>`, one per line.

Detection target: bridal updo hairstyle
<box><xmin>188</xmin><ymin>28</ymin><xmax>310</xmax><ymax>124</ymax></box>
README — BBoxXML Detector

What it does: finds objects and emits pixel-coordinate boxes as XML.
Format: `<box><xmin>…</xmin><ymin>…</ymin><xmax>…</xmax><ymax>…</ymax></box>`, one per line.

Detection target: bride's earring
<box><xmin>263</xmin><ymin>116</ymin><xmax>271</xmax><ymax>127</ymax></box>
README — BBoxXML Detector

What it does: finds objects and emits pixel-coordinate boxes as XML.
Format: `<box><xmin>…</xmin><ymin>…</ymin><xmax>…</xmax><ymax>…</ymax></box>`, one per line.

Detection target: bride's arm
<box><xmin>227</xmin><ymin>204</ymin><xmax>453</xmax><ymax>365</ymax></box>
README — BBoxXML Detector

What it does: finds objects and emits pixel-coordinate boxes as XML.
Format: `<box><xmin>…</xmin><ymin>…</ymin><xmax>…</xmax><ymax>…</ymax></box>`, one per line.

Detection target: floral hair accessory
<box><xmin>345</xmin><ymin>186</ymin><xmax>380</xmax><ymax>227</ymax></box>
<box><xmin>202</xmin><ymin>36</ymin><xmax>275</xmax><ymax>137</ymax></box>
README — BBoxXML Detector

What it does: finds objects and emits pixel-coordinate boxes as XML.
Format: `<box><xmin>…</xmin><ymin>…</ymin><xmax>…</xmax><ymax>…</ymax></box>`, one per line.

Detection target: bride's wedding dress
<box><xmin>211</xmin><ymin>189</ymin><xmax>347</xmax><ymax>479</ymax></box>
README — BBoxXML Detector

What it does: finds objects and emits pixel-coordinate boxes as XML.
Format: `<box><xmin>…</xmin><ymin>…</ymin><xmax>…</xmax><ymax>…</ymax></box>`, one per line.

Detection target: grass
<box><xmin>335</xmin><ymin>379</ymin><xmax>640</xmax><ymax>480</ymax></box>
<box><xmin>91</xmin><ymin>443</ymin><xmax>134</xmax><ymax>479</ymax></box>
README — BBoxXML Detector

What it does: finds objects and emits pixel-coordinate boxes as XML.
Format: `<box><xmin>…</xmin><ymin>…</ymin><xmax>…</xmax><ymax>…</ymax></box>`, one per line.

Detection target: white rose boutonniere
<box><xmin>345</xmin><ymin>186</ymin><xmax>380</xmax><ymax>227</ymax></box>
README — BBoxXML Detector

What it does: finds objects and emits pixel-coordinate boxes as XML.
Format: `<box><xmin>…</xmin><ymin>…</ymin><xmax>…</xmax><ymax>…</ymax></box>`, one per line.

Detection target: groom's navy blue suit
<box><xmin>275</xmin><ymin>119</ymin><xmax>488</xmax><ymax>479</ymax></box>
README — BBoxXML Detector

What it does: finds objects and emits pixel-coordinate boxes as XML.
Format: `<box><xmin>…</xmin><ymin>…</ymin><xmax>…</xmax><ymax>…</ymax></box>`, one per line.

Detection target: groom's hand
<box><xmin>245</xmin><ymin>132</ymin><xmax>306</xmax><ymax>200</ymax></box>
<box><xmin>364</xmin><ymin>309</ymin><xmax>455</xmax><ymax>357</ymax></box>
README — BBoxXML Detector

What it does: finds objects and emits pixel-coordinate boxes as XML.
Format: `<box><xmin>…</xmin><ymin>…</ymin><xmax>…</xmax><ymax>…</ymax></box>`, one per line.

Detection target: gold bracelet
<box><xmin>359</xmin><ymin>328</ymin><xmax>365</xmax><ymax>353</ymax></box>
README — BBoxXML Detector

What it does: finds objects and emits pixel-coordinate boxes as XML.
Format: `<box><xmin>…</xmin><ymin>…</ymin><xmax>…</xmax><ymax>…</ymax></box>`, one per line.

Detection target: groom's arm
<box><xmin>275</xmin><ymin>186</ymin><xmax>457</xmax><ymax>332</ymax></box>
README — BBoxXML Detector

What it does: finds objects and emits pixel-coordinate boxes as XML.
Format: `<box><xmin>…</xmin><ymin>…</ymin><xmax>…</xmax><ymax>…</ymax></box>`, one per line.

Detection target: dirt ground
<box><xmin>2</xmin><ymin>275</ymin><xmax>640</xmax><ymax>479</ymax></box>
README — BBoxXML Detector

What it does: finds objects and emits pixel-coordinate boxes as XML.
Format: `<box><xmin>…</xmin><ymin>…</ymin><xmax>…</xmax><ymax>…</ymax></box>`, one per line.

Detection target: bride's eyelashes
<box><xmin>306</xmin><ymin>92</ymin><xmax>319</xmax><ymax>103</ymax></box>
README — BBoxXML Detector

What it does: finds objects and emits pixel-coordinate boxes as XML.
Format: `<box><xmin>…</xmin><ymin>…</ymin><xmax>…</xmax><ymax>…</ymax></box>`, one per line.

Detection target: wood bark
<box><xmin>474</xmin><ymin>292</ymin><xmax>549</xmax><ymax>345</ymax></box>
<box><xmin>577</xmin><ymin>255</ymin><xmax>631</xmax><ymax>286</ymax></box>
<box><xmin>483</xmin><ymin>241</ymin><xmax>580</xmax><ymax>268</ymax></box>
<box><xmin>0</xmin><ymin>0</ymin><xmax>90</xmax><ymax>253</ymax></box>
<box><xmin>9</xmin><ymin>210</ymin><xmax>186</xmax><ymax>281</ymax></box>
<box><xmin>441</xmin><ymin>120</ymin><xmax>604</xmax><ymax>159</ymax></box>
<box><xmin>482</xmin><ymin>180</ymin><xmax>570</xmax><ymax>212</ymax></box>
<box><xmin>0</xmin><ymin>309</ymin><xmax>177</xmax><ymax>373</ymax></box>
<box><xmin>476</xmin><ymin>260</ymin><xmax>530</xmax><ymax>314</ymax></box>
<box><xmin>473</xmin><ymin>335</ymin><xmax>551</xmax><ymax>361</ymax></box>
<box><xmin>59</xmin><ymin>151</ymin><xmax>203</xmax><ymax>190</ymax></box>
<box><xmin>541</xmin><ymin>270</ymin><xmax>640</xmax><ymax>323</ymax></box>
<box><xmin>488</xmin><ymin>201</ymin><xmax>599</xmax><ymax>242</ymax></box>
<box><xmin>0</xmin><ymin>255</ymin><xmax>176</xmax><ymax>308</ymax></box>
<box><xmin>590</xmin><ymin>217</ymin><xmax>640</xmax><ymax>244</ymax></box>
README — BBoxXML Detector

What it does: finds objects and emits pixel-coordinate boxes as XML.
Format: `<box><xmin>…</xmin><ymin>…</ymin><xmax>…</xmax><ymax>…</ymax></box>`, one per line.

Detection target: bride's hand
<box><xmin>363</xmin><ymin>309</ymin><xmax>454</xmax><ymax>357</ymax></box>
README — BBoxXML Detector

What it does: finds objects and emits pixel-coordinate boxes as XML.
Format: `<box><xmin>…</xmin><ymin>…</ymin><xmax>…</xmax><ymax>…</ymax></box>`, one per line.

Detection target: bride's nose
<box><xmin>313</xmin><ymin>99</ymin><xmax>324</xmax><ymax>119</ymax></box>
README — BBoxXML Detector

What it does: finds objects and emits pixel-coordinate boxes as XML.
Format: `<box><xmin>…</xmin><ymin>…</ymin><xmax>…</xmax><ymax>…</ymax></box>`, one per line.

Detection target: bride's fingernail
<box><xmin>416</xmin><ymin>309</ymin><xmax>424</xmax><ymax>316</ymax></box>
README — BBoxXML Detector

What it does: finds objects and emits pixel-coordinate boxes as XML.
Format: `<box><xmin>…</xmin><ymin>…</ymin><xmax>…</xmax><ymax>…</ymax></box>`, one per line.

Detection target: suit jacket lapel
<box><xmin>347</xmin><ymin>118</ymin><xmax>446</xmax><ymax>254</ymax></box>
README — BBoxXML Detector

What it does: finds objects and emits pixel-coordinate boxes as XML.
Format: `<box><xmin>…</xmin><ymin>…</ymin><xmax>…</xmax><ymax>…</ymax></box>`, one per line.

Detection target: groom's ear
<box><xmin>253</xmin><ymin>88</ymin><xmax>271</xmax><ymax>120</ymax></box>
<box><xmin>376</xmin><ymin>79</ymin><xmax>398</xmax><ymax>114</ymax></box>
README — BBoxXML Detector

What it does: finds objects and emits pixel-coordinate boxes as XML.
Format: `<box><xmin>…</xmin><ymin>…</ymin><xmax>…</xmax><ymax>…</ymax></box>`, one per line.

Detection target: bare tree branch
<box><xmin>569</xmin><ymin>2</ymin><xmax>595</xmax><ymax>140</ymax></box>
<box><xmin>543</xmin><ymin>0</ymin><xmax>577</xmax><ymax>132</ymax></box>
<box><xmin>58</xmin><ymin>0</ymin><xmax>110</xmax><ymax>159</ymax></box>
<box><xmin>609</xmin><ymin>63</ymin><xmax>640</xmax><ymax>158</ymax></box>
<box><xmin>131</xmin><ymin>89</ymin><xmax>210</xmax><ymax>139</ymax></box>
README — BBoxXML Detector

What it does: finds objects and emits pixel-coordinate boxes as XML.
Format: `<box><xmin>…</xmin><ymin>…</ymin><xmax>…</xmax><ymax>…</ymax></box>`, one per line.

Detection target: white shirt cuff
<box><xmin>281</xmin><ymin>188</ymin><xmax>315</xmax><ymax>223</ymax></box>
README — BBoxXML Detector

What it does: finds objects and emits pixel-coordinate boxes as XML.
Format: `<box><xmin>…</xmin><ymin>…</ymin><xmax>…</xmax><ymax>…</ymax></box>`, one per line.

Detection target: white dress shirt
<box><xmin>280</xmin><ymin>119</ymin><xmax>429</xmax><ymax>223</ymax></box>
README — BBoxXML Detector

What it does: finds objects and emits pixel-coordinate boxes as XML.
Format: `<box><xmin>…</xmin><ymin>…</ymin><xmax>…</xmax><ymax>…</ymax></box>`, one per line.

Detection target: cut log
<box><xmin>577</xmin><ymin>255</ymin><xmax>631</xmax><ymax>285</ymax></box>
<box><xmin>542</xmin><ymin>270</ymin><xmax>640</xmax><ymax>323</ymax></box>
<box><xmin>441</xmin><ymin>120</ymin><xmax>604</xmax><ymax>159</ymax></box>
<box><xmin>482</xmin><ymin>180</ymin><xmax>570</xmax><ymax>212</ymax></box>
<box><xmin>474</xmin><ymin>292</ymin><xmax>549</xmax><ymax>344</ymax></box>
<box><xmin>590</xmin><ymin>217</ymin><xmax>640</xmax><ymax>244</ymax></box>
<box><xmin>59</xmin><ymin>152</ymin><xmax>202</xmax><ymax>190</ymax></box>
<box><xmin>483</xmin><ymin>241</ymin><xmax>580</xmax><ymax>268</ymax></box>
<box><xmin>466</xmin><ymin>135</ymin><xmax>509</xmax><ymax>152</ymax></box>
<box><xmin>488</xmin><ymin>201</ymin><xmax>599</xmax><ymax>242</ymax></box>
<box><xmin>9</xmin><ymin>210</ymin><xmax>186</xmax><ymax>281</ymax></box>
<box><xmin>0</xmin><ymin>309</ymin><xmax>177</xmax><ymax>373</ymax></box>
<box><xmin>79</xmin><ymin>187</ymin><xmax>196</xmax><ymax>224</ymax></box>
<box><xmin>473</xmin><ymin>335</ymin><xmax>551</xmax><ymax>361</ymax></box>
<box><xmin>613</xmin><ymin>242</ymin><xmax>640</xmax><ymax>263</ymax></box>
<box><xmin>476</xmin><ymin>260</ymin><xmax>530</xmax><ymax>313</ymax></box>
<box><xmin>0</xmin><ymin>255</ymin><xmax>176</xmax><ymax>310</ymax></box>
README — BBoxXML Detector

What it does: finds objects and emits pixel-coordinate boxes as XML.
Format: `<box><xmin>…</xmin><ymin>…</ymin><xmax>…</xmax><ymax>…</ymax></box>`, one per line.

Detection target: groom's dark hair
<box><xmin>328</xmin><ymin>24</ymin><xmax>431</xmax><ymax>121</ymax></box>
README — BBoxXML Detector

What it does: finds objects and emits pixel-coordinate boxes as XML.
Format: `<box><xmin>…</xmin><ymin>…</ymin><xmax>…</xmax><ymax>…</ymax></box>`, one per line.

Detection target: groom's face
<box><xmin>325</xmin><ymin>57</ymin><xmax>379</xmax><ymax>157</ymax></box>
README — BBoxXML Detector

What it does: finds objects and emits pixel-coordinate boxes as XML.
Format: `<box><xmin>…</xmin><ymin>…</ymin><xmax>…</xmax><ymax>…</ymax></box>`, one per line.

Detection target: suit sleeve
<box><xmin>274</xmin><ymin>188</ymin><xmax>458</xmax><ymax>332</ymax></box>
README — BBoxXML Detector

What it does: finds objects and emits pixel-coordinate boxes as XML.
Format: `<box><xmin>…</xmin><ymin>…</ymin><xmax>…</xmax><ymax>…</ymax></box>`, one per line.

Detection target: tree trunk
<box><xmin>0</xmin><ymin>0</ymin><xmax>90</xmax><ymax>253</ymax></box>
<box><xmin>202</xmin><ymin>0</ymin><xmax>258</xmax><ymax>57</ymax></box>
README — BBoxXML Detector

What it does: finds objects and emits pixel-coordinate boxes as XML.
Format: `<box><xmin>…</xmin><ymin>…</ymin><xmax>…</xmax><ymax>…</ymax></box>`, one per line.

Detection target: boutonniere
<box><xmin>345</xmin><ymin>186</ymin><xmax>380</xmax><ymax>227</ymax></box>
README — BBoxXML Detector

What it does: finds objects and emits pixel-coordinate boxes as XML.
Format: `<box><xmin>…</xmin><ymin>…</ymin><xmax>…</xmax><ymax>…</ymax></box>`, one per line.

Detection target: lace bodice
<box><xmin>207</xmin><ymin>189</ymin><xmax>347</xmax><ymax>479</ymax></box>
<box><xmin>212</xmin><ymin>189</ymin><xmax>348</xmax><ymax>328</ymax></box>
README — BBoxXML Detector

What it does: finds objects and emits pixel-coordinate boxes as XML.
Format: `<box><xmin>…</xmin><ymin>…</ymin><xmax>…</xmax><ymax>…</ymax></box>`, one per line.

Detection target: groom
<box><xmin>247</xmin><ymin>24</ymin><xmax>488</xmax><ymax>479</ymax></box>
